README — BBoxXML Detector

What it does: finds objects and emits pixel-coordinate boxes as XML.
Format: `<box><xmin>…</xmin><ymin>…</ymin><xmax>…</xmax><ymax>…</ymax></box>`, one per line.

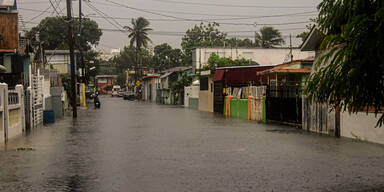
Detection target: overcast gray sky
<box><xmin>18</xmin><ymin>0</ymin><xmax>322</xmax><ymax>51</ymax></box>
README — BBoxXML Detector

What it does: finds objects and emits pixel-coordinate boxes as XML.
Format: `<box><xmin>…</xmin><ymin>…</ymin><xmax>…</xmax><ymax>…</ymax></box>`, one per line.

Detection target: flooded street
<box><xmin>1</xmin><ymin>96</ymin><xmax>384</xmax><ymax>192</ymax></box>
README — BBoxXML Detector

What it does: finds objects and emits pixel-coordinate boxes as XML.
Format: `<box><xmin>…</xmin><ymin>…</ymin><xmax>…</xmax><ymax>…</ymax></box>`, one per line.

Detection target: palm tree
<box><xmin>255</xmin><ymin>26</ymin><xmax>284</xmax><ymax>48</ymax></box>
<box><xmin>124</xmin><ymin>17</ymin><xmax>152</xmax><ymax>80</ymax></box>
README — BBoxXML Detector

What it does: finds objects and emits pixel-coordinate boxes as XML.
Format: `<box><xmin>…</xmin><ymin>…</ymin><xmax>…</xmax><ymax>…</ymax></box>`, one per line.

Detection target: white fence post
<box><xmin>0</xmin><ymin>83</ymin><xmax>7</xmax><ymax>143</ymax></box>
<box><xmin>16</xmin><ymin>85</ymin><xmax>25</xmax><ymax>133</ymax></box>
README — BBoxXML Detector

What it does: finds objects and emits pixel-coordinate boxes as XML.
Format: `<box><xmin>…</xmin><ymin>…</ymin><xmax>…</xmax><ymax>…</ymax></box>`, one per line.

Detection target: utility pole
<box><xmin>289</xmin><ymin>34</ymin><xmax>293</xmax><ymax>62</ymax></box>
<box><xmin>79</xmin><ymin>0</ymin><xmax>86</xmax><ymax>83</ymax></box>
<box><xmin>67</xmin><ymin>0</ymin><xmax>77</xmax><ymax>117</ymax></box>
<box><xmin>253</xmin><ymin>22</ymin><xmax>257</xmax><ymax>46</ymax></box>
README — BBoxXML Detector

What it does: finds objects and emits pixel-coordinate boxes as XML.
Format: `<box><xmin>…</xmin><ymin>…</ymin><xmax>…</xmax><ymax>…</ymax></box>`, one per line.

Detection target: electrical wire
<box><xmin>91</xmin><ymin>1</ymin><xmax>317</xmax><ymax>19</ymax></box>
<box><xmin>152</xmin><ymin>0</ymin><xmax>316</xmax><ymax>9</ymax></box>
<box><xmin>97</xmin><ymin>0</ymin><xmax>314</xmax><ymax>26</ymax></box>
<box><xmin>19</xmin><ymin>7</ymin><xmax>316</xmax><ymax>22</ymax></box>
<box><xmin>26</xmin><ymin>5</ymin><xmax>52</xmax><ymax>22</ymax></box>
<box><xmin>85</xmin><ymin>1</ymin><xmax>126</xmax><ymax>33</ymax></box>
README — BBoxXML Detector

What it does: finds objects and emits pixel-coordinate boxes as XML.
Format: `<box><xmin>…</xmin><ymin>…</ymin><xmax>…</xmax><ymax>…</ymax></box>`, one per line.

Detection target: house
<box><xmin>157</xmin><ymin>67</ymin><xmax>192</xmax><ymax>105</ymax></box>
<box><xmin>301</xmin><ymin>26</ymin><xmax>384</xmax><ymax>144</ymax></box>
<box><xmin>212</xmin><ymin>65</ymin><xmax>272</xmax><ymax>113</ymax></box>
<box><xmin>256</xmin><ymin>59</ymin><xmax>314</xmax><ymax>87</ymax></box>
<box><xmin>142</xmin><ymin>73</ymin><xmax>160</xmax><ymax>102</ymax></box>
<box><xmin>192</xmin><ymin>47</ymin><xmax>315</xmax><ymax>73</ymax></box>
<box><xmin>96</xmin><ymin>75</ymin><xmax>117</xmax><ymax>95</ymax></box>
<box><xmin>45</xmin><ymin>50</ymin><xmax>79</xmax><ymax>75</ymax></box>
<box><xmin>0</xmin><ymin>0</ymin><xmax>21</xmax><ymax>85</ymax></box>
<box><xmin>255</xmin><ymin>59</ymin><xmax>314</xmax><ymax>125</ymax></box>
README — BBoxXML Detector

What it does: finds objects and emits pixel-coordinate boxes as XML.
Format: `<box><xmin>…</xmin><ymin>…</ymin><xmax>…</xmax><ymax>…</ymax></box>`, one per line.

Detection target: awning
<box><xmin>192</xmin><ymin>80</ymin><xmax>200</xmax><ymax>85</ymax></box>
<box><xmin>160</xmin><ymin>72</ymin><xmax>173</xmax><ymax>79</ymax></box>
<box><xmin>212</xmin><ymin>69</ymin><xmax>225</xmax><ymax>82</ymax></box>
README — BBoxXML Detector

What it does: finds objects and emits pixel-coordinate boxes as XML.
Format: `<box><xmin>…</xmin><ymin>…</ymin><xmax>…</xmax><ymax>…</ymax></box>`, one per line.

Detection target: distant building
<box><xmin>192</xmin><ymin>47</ymin><xmax>315</xmax><ymax>73</ymax></box>
<box><xmin>45</xmin><ymin>50</ymin><xmax>79</xmax><ymax>75</ymax></box>
<box><xmin>96</xmin><ymin>75</ymin><xmax>117</xmax><ymax>95</ymax></box>
<box><xmin>98</xmin><ymin>49</ymin><xmax>120</xmax><ymax>61</ymax></box>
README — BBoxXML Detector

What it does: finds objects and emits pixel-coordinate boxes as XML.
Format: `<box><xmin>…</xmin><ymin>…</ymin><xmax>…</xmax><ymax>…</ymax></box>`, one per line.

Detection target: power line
<box><xmin>48</xmin><ymin>0</ymin><xmax>62</xmax><ymax>16</ymax></box>
<box><xmin>152</xmin><ymin>0</ymin><xmax>316</xmax><ymax>9</ymax></box>
<box><xmin>26</xmin><ymin>5</ymin><xmax>52</xmax><ymax>22</ymax></box>
<box><xmin>97</xmin><ymin>1</ymin><xmax>314</xmax><ymax>26</ymax></box>
<box><xmin>86</xmin><ymin>2</ymin><xmax>124</xmax><ymax>28</ymax></box>
<box><xmin>85</xmin><ymin>1</ymin><xmax>126</xmax><ymax>33</ymax></box>
<box><xmin>91</xmin><ymin>1</ymin><xmax>317</xmax><ymax>18</ymax></box>
<box><xmin>19</xmin><ymin>7</ymin><xmax>317</xmax><ymax>21</ymax></box>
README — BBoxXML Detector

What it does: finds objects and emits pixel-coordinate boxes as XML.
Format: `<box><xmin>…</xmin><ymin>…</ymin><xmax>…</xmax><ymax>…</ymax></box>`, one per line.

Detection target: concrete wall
<box><xmin>193</xmin><ymin>47</ymin><xmax>315</xmax><ymax>71</ymax></box>
<box><xmin>198</xmin><ymin>76</ymin><xmax>213</xmax><ymax>112</ymax></box>
<box><xmin>184</xmin><ymin>85</ymin><xmax>199</xmax><ymax>108</ymax></box>
<box><xmin>189</xmin><ymin>98</ymin><xmax>199</xmax><ymax>110</ymax></box>
<box><xmin>5</xmin><ymin>85</ymin><xmax>25</xmax><ymax>141</ymax></box>
<box><xmin>143</xmin><ymin>79</ymin><xmax>158</xmax><ymax>102</ymax></box>
<box><xmin>341</xmin><ymin>112</ymin><xmax>384</xmax><ymax>145</ymax></box>
<box><xmin>198</xmin><ymin>90</ymin><xmax>213</xmax><ymax>112</ymax></box>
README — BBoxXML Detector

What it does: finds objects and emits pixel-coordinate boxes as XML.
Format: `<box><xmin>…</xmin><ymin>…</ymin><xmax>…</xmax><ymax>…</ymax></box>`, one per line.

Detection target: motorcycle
<box><xmin>93</xmin><ymin>93</ymin><xmax>101</xmax><ymax>108</ymax></box>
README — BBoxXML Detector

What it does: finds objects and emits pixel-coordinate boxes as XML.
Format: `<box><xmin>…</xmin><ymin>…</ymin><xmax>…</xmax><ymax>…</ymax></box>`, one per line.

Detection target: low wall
<box><xmin>302</xmin><ymin>98</ymin><xmax>336</xmax><ymax>136</ymax></box>
<box><xmin>189</xmin><ymin>97</ymin><xmax>199</xmax><ymax>110</ymax></box>
<box><xmin>230</xmin><ymin>99</ymin><xmax>248</xmax><ymax>120</ymax></box>
<box><xmin>198</xmin><ymin>90</ymin><xmax>213</xmax><ymax>112</ymax></box>
<box><xmin>5</xmin><ymin>85</ymin><xmax>25</xmax><ymax>141</ymax></box>
<box><xmin>224</xmin><ymin>96</ymin><xmax>266</xmax><ymax>122</ymax></box>
<box><xmin>341</xmin><ymin>112</ymin><xmax>384</xmax><ymax>145</ymax></box>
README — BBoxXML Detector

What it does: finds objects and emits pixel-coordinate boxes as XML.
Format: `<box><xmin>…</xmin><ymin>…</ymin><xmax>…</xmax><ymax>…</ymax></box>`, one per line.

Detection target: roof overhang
<box><xmin>300</xmin><ymin>26</ymin><xmax>325</xmax><ymax>51</ymax></box>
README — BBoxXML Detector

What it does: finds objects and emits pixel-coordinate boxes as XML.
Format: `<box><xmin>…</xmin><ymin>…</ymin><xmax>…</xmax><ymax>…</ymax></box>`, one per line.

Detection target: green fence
<box><xmin>224</xmin><ymin>97</ymin><xmax>267</xmax><ymax>122</ymax></box>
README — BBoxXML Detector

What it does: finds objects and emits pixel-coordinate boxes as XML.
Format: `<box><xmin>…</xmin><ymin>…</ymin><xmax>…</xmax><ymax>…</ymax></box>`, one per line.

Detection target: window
<box><xmin>200</xmin><ymin>77</ymin><xmax>209</xmax><ymax>90</ymax></box>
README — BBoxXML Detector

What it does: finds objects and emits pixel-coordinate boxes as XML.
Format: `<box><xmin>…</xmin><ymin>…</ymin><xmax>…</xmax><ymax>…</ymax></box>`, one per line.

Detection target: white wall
<box><xmin>192</xmin><ymin>47</ymin><xmax>315</xmax><ymax>71</ymax></box>
<box><xmin>184</xmin><ymin>85</ymin><xmax>200</xmax><ymax>108</ymax></box>
<box><xmin>341</xmin><ymin>112</ymin><xmax>384</xmax><ymax>145</ymax></box>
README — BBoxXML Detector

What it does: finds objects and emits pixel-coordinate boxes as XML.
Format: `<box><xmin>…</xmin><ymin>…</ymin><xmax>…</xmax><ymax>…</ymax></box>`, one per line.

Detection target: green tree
<box><xmin>297</xmin><ymin>23</ymin><xmax>315</xmax><ymax>42</ymax></box>
<box><xmin>202</xmin><ymin>53</ymin><xmax>252</xmax><ymax>70</ymax></box>
<box><xmin>124</xmin><ymin>17</ymin><xmax>152</xmax><ymax>79</ymax></box>
<box><xmin>114</xmin><ymin>45</ymin><xmax>153</xmax><ymax>72</ymax></box>
<box><xmin>305</xmin><ymin>0</ymin><xmax>384</xmax><ymax>126</ymax></box>
<box><xmin>181</xmin><ymin>22</ymin><xmax>227</xmax><ymax>65</ymax></box>
<box><xmin>26</xmin><ymin>16</ymin><xmax>102</xmax><ymax>51</ymax></box>
<box><xmin>255</xmin><ymin>26</ymin><xmax>284</xmax><ymax>48</ymax></box>
<box><xmin>153</xmin><ymin>43</ymin><xmax>184</xmax><ymax>70</ymax></box>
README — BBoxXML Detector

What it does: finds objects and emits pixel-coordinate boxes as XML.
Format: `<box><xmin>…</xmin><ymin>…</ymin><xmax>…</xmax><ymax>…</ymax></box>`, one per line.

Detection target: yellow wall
<box><xmin>51</xmin><ymin>64</ymin><xmax>68</xmax><ymax>74</ymax></box>
<box><xmin>9</xmin><ymin>109</ymin><xmax>20</xmax><ymax>128</ymax></box>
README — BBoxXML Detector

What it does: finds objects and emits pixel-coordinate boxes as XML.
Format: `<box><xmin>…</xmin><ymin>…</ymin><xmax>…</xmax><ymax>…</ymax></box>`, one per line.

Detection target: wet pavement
<box><xmin>1</xmin><ymin>96</ymin><xmax>384</xmax><ymax>192</ymax></box>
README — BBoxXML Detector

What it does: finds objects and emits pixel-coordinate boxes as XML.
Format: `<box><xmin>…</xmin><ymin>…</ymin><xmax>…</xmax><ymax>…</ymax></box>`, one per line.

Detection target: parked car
<box><xmin>117</xmin><ymin>91</ymin><xmax>125</xmax><ymax>97</ymax></box>
<box><xmin>112</xmin><ymin>85</ymin><xmax>121</xmax><ymax>97</ymax></box>
<box><xmin>123</xmin><ymin>92</ymin><xmax>135</xmax><ymax>100</ymax></box>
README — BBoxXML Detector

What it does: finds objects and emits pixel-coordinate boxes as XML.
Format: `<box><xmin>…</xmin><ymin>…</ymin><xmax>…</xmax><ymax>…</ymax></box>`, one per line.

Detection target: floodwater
<box><xmin>1</xmin><ymin>96</ymin><xmax>384</xmax><ymax>192</ymax></box>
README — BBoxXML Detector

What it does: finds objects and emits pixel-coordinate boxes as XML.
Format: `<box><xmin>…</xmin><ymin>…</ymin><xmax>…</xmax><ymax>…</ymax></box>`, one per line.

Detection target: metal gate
<box><xmin>266</xmin><ymin>86</ymin><xmax>302</xmax><ymax>125</ymax></box>
<box><xmin>213</xmin><ymin>81</ymin><xmax>224</xmax><ymax>113</ymax></box>
<box><xmin>32</xmin><ymin>75</ymin><xmax>43</xmax><ymax>127</ymax></box>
